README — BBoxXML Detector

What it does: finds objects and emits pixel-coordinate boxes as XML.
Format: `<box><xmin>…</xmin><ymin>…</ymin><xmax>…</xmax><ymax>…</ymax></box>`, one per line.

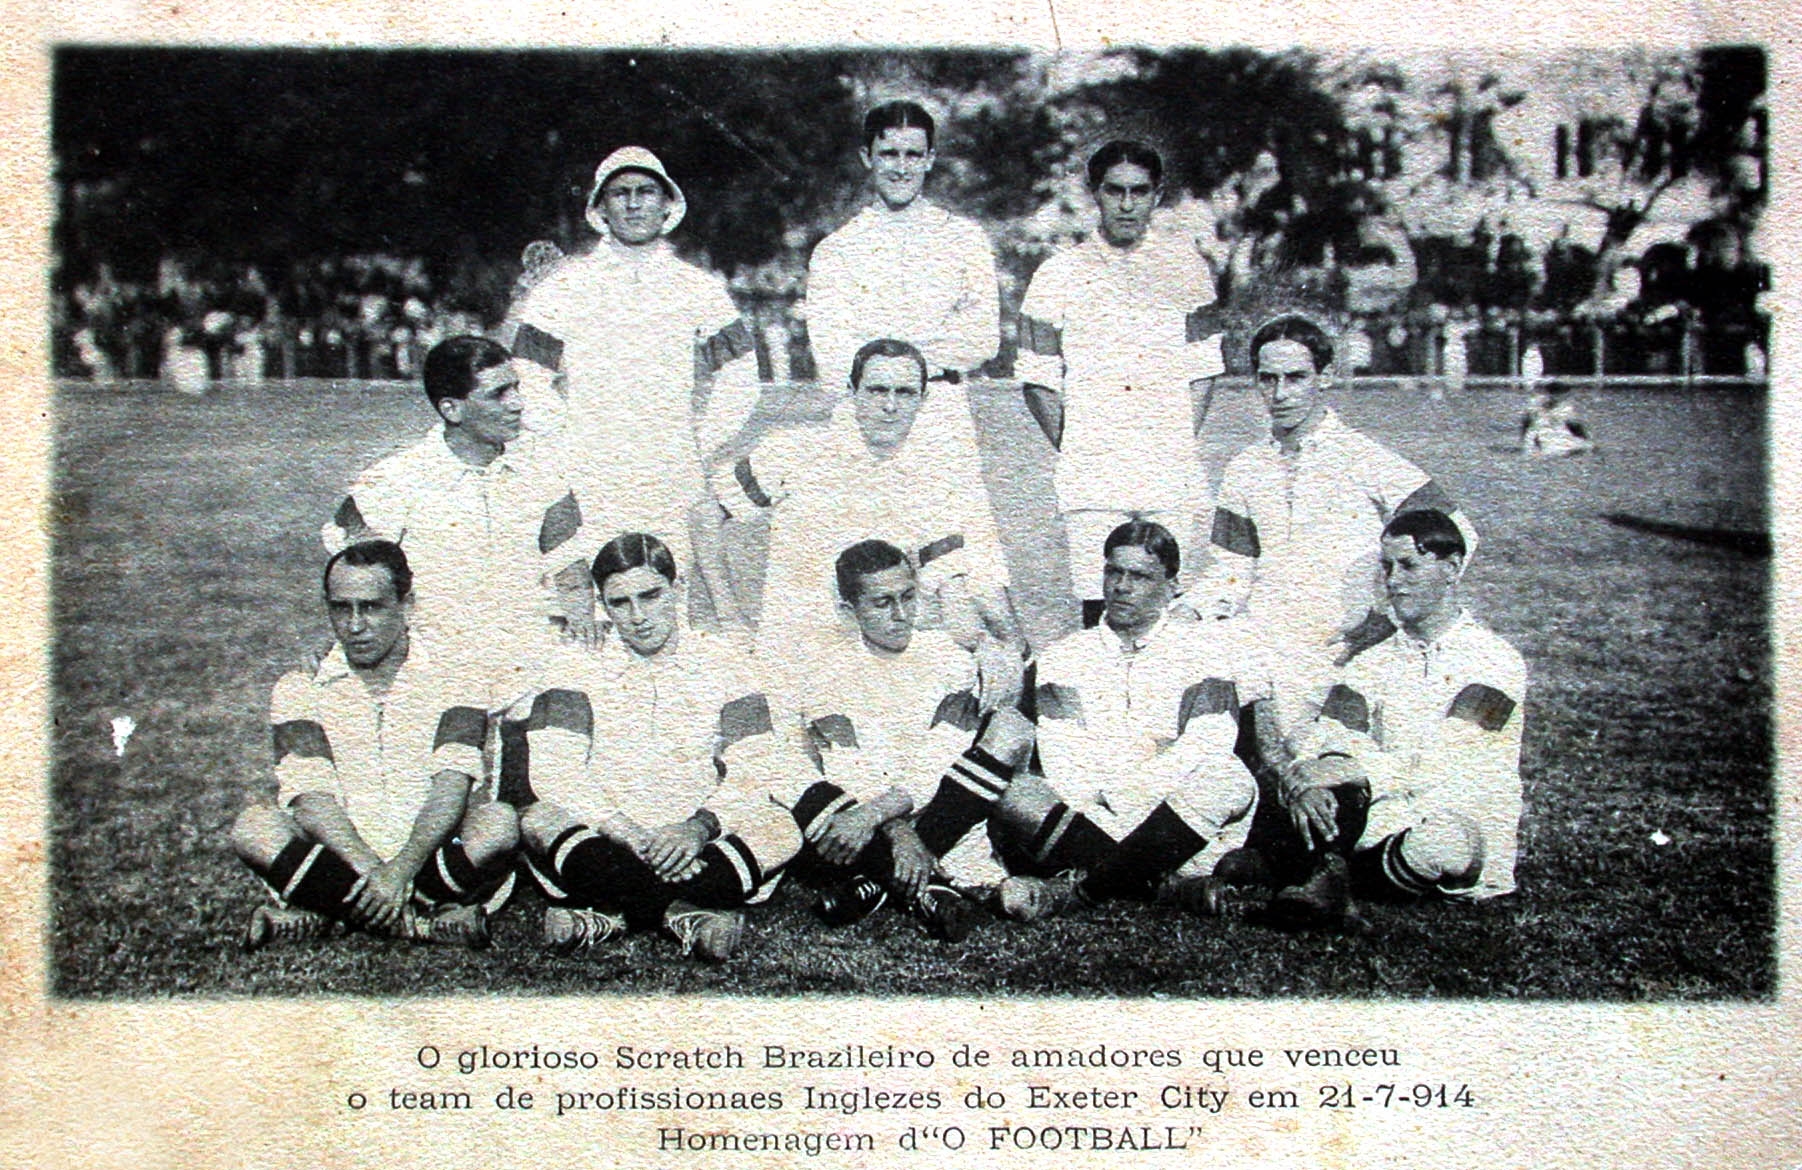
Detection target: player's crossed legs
<box><xmin>231</xmin><ymin>800</ymin><xmax>520</xmax><ymax>951</ymax></box>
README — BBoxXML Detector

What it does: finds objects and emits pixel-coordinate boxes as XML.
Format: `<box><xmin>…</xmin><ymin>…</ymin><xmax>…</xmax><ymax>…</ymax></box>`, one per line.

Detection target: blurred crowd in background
<box><xmin>51</xmin><ymin>46</ymin><xmax>1769</xmax><ymax>387</ymax></box>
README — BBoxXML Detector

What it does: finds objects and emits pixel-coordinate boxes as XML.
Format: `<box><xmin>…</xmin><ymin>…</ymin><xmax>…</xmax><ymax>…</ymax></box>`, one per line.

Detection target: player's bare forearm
<box><xmin>389</xmin><ymin>770</ymin><xmax>472</xmax><ymax>881</ymax></box>
<box><xmin>288</xmin><ymin>792</ymin><xmax>384</xmax><ymax>874</ymax></box>
<box><xmin>1250</xmin><ymin>698</ymin><xmax>1296</xmax><ymax>779</ymax></box>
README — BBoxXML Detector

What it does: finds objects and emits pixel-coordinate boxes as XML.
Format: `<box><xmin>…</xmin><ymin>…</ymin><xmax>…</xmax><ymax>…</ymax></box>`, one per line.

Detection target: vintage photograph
<box><xmin>49</xmin><ymin>44</ymin><xmax>1773</xmax><ymax>999</ymax></box>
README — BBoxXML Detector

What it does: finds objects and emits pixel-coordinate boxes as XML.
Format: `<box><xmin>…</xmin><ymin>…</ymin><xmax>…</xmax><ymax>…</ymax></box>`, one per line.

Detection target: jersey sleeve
<box><xmin>932</xmin><ymin>220</ymin><xmax>1001</xmax><ymax>376</ymax></box>
<box><xmin>322</xmin><ymin>454</ymin><xmax>410</xmax><ymax>553</ymax></box>
<box><xmin>270</xmin><ymin>671</ymin><xmax>335</xmax><ymax>807</ymax></box>
<box><xmin>1026</xmin><ymin>654</ymin><xmax>1113</xmax><ymax>793</ymax></box>
<box><xmin>802</xmin><ymin>231</ymin><xmax>861</xmax><ymax>393</ymax></box>
<box><xmin>428</xmin><ymin>699</ymin><xmax>487</xmax><ymax>787</ymax></box>
<box><xmin>1199</xmin><ymin>452</ymin><xmax>1259</xmax><ymax>617</ymax></box>
<box><xmin>1015</xmin><ymin>259</ymin><xmax>1067</xmax><ymax>394</ymax></box>
<box><xmin>694</xmin><ymin>280</ymin><xmax>763</xmax><ymax>460</ymax></box>
<box><xmin>520</xmin><ymin>685</ymin><xmax>597</xmax><ymax>813</ymax></box>
<box><xmin>1365</xmin><ymin>439</ymin><xmax>1482</xmax><ymax>562</ymax></box>
<box><xmin>708</xmin><ymin>429</ymin><xmax>801</xmax><ymax>519</ymax></box>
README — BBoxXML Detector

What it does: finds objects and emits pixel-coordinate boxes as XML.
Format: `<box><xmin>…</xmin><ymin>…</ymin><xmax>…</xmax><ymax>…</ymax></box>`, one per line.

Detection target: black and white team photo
<box><xmin>49</xmin><ymin>45</ymin><xmax>1772</xmax><ymax>998</ymax></box>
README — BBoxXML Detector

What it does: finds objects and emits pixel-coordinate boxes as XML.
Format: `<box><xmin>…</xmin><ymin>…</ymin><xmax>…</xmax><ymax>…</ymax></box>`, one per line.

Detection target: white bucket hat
<box><xmin>585</xmin><ymin>145</ymin><xmax>687</xmax><ymax>237</ymax></box>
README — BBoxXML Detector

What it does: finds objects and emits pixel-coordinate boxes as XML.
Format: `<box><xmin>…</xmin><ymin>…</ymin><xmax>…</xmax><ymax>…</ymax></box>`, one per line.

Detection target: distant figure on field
<box><xmin>1519</xmin><ymin>381</ymin><xmax>1593</xmax><ymax>457</ymax></box>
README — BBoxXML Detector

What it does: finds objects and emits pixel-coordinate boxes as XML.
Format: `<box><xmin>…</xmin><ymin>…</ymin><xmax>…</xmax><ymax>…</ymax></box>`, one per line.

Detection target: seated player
<box><xmin>1519</xmin><ymin>380</ymin><xmax>1593</xmax><ymax>457</ymax></box>
<box><xmin>323</xmin><ymin>335</ymin><xmax>594</xmax><ymax>712</ymax></box>
<box><xmin>514</xmin><ymin>533</ymin><xmax>803</xmax><ymax>962</ymax></box>
<box><xmin>704</xmin><ymin>337</ymin><xmax>1021</xmax><ymax>686</ymax></box>
<box><xmin>1261</xmin><ymin>509</ymin><xmax>1525</xmax><ymax>927</ymax></box>
<box><xmin>230</xmin><ymin>540</ymin><xmax>520</xmax><ymax>950</ymax></box>
<box><xmin>995</xmin><ymin>521</ymin><xmax>1260</xmax><ymax>921</ymax></box>
<box><xmin>772</xmin><ymin>540</ymin><xmax>1035</xmax><ymax>941</ymax></box>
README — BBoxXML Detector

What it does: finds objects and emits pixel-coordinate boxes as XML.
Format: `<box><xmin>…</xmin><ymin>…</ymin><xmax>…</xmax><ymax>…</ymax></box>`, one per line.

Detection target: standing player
<box><xmin>1016</xmin><ymin>140</ymin><xmax>1227</xmax><ymax>623</ymax></box>
<box><xmin>804</xmin><ymin>100</ymin><xmax>998</xmax><ymax>489</ymax></box>
<box><xmin>505</xmin><ymin>146</ymin><xmax>762</xmax><ymax>601</ymax></box>
<box><xmin>993</xmin><ymin>522</ymin><xmax>1260</xmax><ymax>921</ymax></box>
<box><xmin>1201</xmin><ymin>313</ymin><xmax>1477</xmax><ymax>733</ymax></box>
<box><xmin>1261</xmin><ymin>510</ymin><xmax>1525</xmax><ymax>926</ymax></box>
<box><xmin>771</xmin><ymin>540</ymin><xmax>1035</xmax><ymax>941</ymax></box>
<box><xmin>324</xmin><ymin>335</ymin><xmax>593</xmax><ymax>711</ymax></box>
<box><xmin>708</xmin><ymin>337</ymin><xmax>1021</xmax><ymax>682</ymax></box>
<box><xmin>514</xmin><ymin>534</ymin><xmax>803</xmax><ymax>962</ymax></box>
<box><xmin>231</xmin><ymin>541</ymin><xmax>520</xmax><ymax>949</ymax></box>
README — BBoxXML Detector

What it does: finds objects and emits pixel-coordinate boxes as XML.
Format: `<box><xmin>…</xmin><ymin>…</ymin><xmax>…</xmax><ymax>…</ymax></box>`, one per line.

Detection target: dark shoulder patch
<box><xmin>807</xmin><ymin>713</ymin><xmax>858</xmax><ymax>751</ymax></box>
<box><xmin>512</xmin><ymin>321</ymin><xmax>565</xmax><ymax>371</ymax></box>
<box><xmin>1034</xmin><ymin>681</ymin><xmax>1082</xmax><ymax>722</ymax></box>
<box><xmin>538</xmin><ymin>490</ymin><xmax>582</xmax><ymax>555</ymax></box>
<box><xmin>272</xmin><ymin>719</ymin><xmax>333</xmax><ymax>764</ymax></box>
<box><xmin>720</xmin><ymin>693</ymin><xmax>774</xmax><ymax>745</ymax></box>
<box><xmin>527</xmin><ymin>688</ymin><xmax>593</xmax><ymax>737</ymax></box>
<box><xmin>931</xmin><ymin>689</ymin><xmax>982</xmax><ymax>733</ymax></box>
<box><xmin>433</xmin><ymin>705</ymin><xmax>488</xmax><ymax>751</ymax></box>
<box><xmin>1447</xmin><ymin>683</ymin><xmax>1516</xmax><ymax>732</ymax></box>
<box><xmin>1210</xmin><ymin>507</ymin><xmax>1260</xmax><ymax>559</ymax></box>
<box><xmin>1396</xmin><ymin>478</ymin><xmax>1456</xmax><ymax>516</ymax></box>
<box><xmin>1319</xmin><ymin>684</ymin><xmax>1371</xmax><ymax>734</ymax></box>
<box><xmin>1177</xmin><ymin>678</ymin><xmax>1239</xmax><ymax>734</ymax></box>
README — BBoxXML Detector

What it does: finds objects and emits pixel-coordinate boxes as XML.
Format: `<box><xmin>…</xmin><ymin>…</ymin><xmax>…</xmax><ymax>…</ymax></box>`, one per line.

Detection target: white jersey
<box><xmin>324</xmin><ymin>427</ymin><xmax>586</xmax><ymax>704</ymax></box>
<box><xmin>1293</xmin><ymin>610</ymin><xmax>1526</xmax><ymax>898</ymax></box>
<box><xmin>805</xmin><ymin>201</ymin><xmax>999</xmax><ymax>392</ymax></box>
<box><xmin>1016</xmin><ymin>223</ymin><xmax>1225</xmax><ymax>514</ymax></box>
<box><xmin>1203</xmin><ymin>409</ymin><xmax>1477</xmax><ymax>721</ymax></box>
<box><xmin>270</xmin><ymin>642</ymin><xmax>487</xmax><ymax>860</ymax></box>
<box><xmin>521</xmin><ymin>628</ymin><xmax>798</xmax><ymax>831</ymax></box>
<box><xmin>506</xmin><ymin>239</ymin><xmax>761</xmax><ymax>547</ymax></box>
<box><xmin>714</xmin><ymin>411</ymin><xmax>1006</xmax><ymax>661</ymax></box>
<box><xmin>771</xmin><ymin>629</ymin><xmax>979</xmax><ymax>809</ymax></box>
<box><xmin>1030</xmin><ymin>614</ymin><xmax>1262</xmax><ymax>842</ymax></box>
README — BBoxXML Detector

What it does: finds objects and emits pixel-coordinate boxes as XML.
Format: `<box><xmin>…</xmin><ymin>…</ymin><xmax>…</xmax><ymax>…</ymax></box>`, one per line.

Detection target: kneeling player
<box><xmin>515</xmin><ymin>533</ymin><xmax>802</xmax><ymax>962</ymax></box>
<box><xmin>774</xmin><ymin>540</ymin><xmax>1035</xmax><ymax>941</ymax></box>
<box><xmin>1264</xmin><ymin>509</ymin><xmax>1525</xmax><ymax>927</ymax></box>
<box><xmin>995</xmin><ymin>521</ymin><xmax>1260</xmax><ymax>920</ymax></box>
<box><xmin>231</xmin><ymin>541</ymin><xmax>519</xmax><ymax>950</ymax></box>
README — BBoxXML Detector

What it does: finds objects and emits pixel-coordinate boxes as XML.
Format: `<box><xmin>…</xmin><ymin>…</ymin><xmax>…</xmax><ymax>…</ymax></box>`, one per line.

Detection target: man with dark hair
<box><xmin>1259</xmin><ymin>509</ymin><xmax>1525</xmax><ymax>927</ymax></box>
<box><xmin>505</xmin><ymin>146</ymin><xmax>761</xmax><ymax>608</ymax></box>
<box><xmin>1202</xmin><ymin>312</ymin><xmax>1478</xmax><ymax>734</ymax></box>
<box><xmin>324</xmin><ymin>334</ymin><xmax>593</xmax><ymax>709</ymax></box>
<box><xmin>231</xmin><ymin>541</ymin><xmax>520</xmax><ymax>950</ymax></box>
<box><xmin>992</xmin><ymin>521</ymin><xmax>1261</xmax><ymax>921</ymax></box>
<box><xmin>804</xmin><ymin>100</ymin><xmax>999</xmax><ymax>541</ymax></box>
<box><xmin>709</xmin><ymin>337</ymin><xmax>1021</xmax><ymax>683</ymax></box>
<box><xmin>1017</xmin><ymin>139</ymin><xmax>1227</xmax><ymax>623</ymax></box>
<box><xmin>514</xmin><ymin>533</ymin><xmax>804</xmax><ymax>962</ymax></box>
<box><xmin>769</xmin><ymin>540</ymin><xmax>1034</xmax><ymax>941</ymax></box>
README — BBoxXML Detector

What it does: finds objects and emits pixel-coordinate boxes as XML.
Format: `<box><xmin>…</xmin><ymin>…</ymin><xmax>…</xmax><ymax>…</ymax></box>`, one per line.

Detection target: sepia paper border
<box><xmin>4</xmin><ymin>2</ymin><xmax>1798</xmax><ymax>1166</ymax></box>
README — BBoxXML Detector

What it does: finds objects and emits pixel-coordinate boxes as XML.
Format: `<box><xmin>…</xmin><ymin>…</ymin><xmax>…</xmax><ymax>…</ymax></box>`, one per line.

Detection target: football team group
<box><xmin>231</xmin><ymin>101</ymin><xmax>1525</xmax><ymax>963</ymax></box>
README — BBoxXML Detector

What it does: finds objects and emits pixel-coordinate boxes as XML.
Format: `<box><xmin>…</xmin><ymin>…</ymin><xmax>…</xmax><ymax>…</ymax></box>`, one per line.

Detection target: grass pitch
<box><xmin>49</xmin><ymin>377</ymin><xmax>1773</xmax><ymax>998</ymax></box>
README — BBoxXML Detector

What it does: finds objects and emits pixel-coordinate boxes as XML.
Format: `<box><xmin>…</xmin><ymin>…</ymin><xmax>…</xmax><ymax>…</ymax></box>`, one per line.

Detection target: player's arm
<box><xmin>536</xmin><ymin>485</ymin><xmax>598</xmax><ymax>647</ymax></box>
<box><xmin>271</xmin><ymin>673</ymin><xmax>383</xmax><ymax>878</ymax></box>
<box><xmin>1416</xmin><ymin>657</ymin><xmax>1527</xmax><ymax>815</ymax></box>
<box><xmin>814</xmin><ymin>787</ymin><xmax>914</xmax><ymax>866</ymax></box>
<box><xmin>1198</xmin><ymin>459</ymin><xmax>1259</xmax><ymax>619</ymax></box>
<box><xmin>1183</xmin><ymin>302</ymin><xmax>1229</xmax><ymax>431</ymax></box>
<box><xmin>801</xmin><ymin>237</ymin><xmax>858</xmax><ymax>394</ymax></box>
<box><xmin>322</xmin><ymin>462</ymin><xmax>403</xmax><ymax>553</ymax></box>
<box><xmin>348</xmin><ymin>700</ymin><xmax>488</xmax><ymax>927</ymax></box>
<box><xmin>694</xmin><ymin>299</ymin><xmax>763</xmax><ymax>463</ymax></box>
<box><xmin>933</xmin><ymin>224</ymin><xmax>1001</xmax><ymax>376</ymax></box>
<box><xmin>1015</xmin><ymin>274</ymin><xmax>1066</xmax><ymax>449</ymax></box>
<box><xmin>354</xmin><ymin>769</ymin><xmax>470</xmax><ymax>931</ymax></box>
<box><xmin>503</xmin><ymin>302</ymin><xmax>570</xmax><ymax>435</ymax></box>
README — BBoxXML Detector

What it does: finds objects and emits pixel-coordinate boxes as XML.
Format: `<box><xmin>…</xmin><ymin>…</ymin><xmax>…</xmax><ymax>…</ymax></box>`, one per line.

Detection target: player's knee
<box><xmin>230</xmin><ymin>803</ymin><xmax>300</xmax><ymax>868</ymax></box>
<box><xmin>519</xmin><ymin>801</ymin><xmax>577</xmax><ymax>856</ymax></box>
<box><xmin>1401</xmin><ymin>813</ymin><xmax>1485</xmax><ymax>889</ymax></box>
<box><xmin>461</xmin><ymin>801</ymin><xmax>521</xmax><ymax>864</ymax></box>
<box><xmin>991</xmin><ymin>772</ymin><xmax>1062</xmax><ymax>842</ymax></box>
<box><xmin>731</xmin><ymin>802</ymin><xmax>803</xmax><ymax>873</ymax></box>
